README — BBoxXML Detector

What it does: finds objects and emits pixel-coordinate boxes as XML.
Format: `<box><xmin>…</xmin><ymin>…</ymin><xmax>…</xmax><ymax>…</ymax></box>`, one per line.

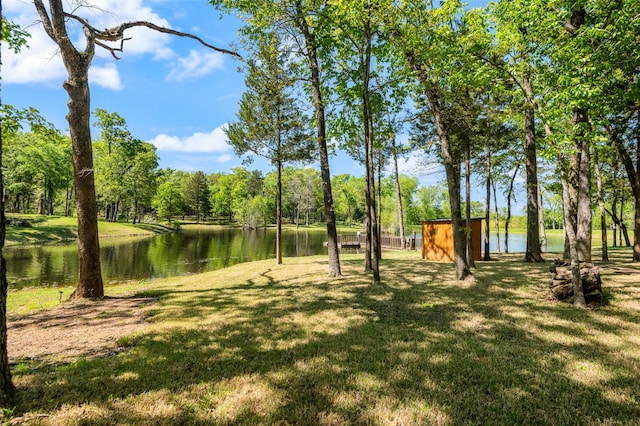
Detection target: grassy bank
<box><xmin>6</xmin><ymin>249</ymin><xmax>640</xmax><ymax>425</ymax></box>
<box><xmin>4</xmin><ymin>215</ymin><xmax>173</xmax><ymax>247</ymax></box>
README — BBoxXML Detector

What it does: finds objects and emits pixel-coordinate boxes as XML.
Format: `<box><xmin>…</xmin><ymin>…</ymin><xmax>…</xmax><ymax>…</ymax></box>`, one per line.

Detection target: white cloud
<box><xmin>1</xmin><ymin>25</ymin><xmax>67</xmax><ymax>85</ymax></box>
<box><xmin>89</xmin><ymin>63</ymin><xmax>123</xmax><ymax>90</ymax></box>
<box><xmin>1</xmin><ymin>0</ymin><xmax>179</xmax><ymax>88</ymax></box>
<box><xmin>166</xmin><ymin>49</ymin><xmax>225</xmax><ymax>81</ymax></box>
<box><xmin>388</xmin><ymin>155</ymin><xmax>445</xmax><ymax>187</ymax></box>
<box><xmin>72</xmin><ymin>0</ymin><xmax>172</xmax><ymax>56</ymax></box>
<box><xmin>149</xmin><ymin>126</ymin><xmax>231</xmax><ymax>153</ymax></box>
<box><xmin>217</xmin><ymin>154</ymin><xmax>233</xmax><ymax>163</ymax></box>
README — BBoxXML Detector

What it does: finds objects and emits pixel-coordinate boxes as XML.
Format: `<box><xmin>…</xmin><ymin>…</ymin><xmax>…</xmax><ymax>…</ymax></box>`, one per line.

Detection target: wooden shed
<box><xmin>421</xmin><ymin>218</ymin><xmax>482</xmax><ymax>262</ymax></box>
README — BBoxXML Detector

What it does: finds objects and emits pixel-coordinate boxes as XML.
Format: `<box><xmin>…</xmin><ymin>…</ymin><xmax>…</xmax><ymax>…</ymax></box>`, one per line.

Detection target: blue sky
<box><xmin>3</xmin><ymin>0</ymin><xmax>374</xmax><ymax>177</ymax></box>
<box><xmin>3</xmin><ymin>0</ymin><xmax>508</xmax><ymax>204</ymax></box>
<box><xmin>3</xmin><ymin>0</ymin><xmax>271</xmax><ymax>173</ymax></box>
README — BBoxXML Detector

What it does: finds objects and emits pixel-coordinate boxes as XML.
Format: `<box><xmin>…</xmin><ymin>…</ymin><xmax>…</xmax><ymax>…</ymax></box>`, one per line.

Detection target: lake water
<box><xmin>5</xmin><ymin>228</ymin><xmax>565</xmax><ymax>289</ymax></box>
<box><xmin>5</xmin><ymin>228</ymin><xmax>327</xmax><ymax>289</ymax></box>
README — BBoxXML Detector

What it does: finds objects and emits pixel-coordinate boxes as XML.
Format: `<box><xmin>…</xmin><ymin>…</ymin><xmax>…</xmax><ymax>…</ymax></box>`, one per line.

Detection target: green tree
<box><xmin>389</xmin><ymin>0</ymin><xmax>483</xmax><ymax>280</ymax></box>
<box><xmin>211</xmin><ymin>0</ymin><xmax>342</xmax><ymax>276</ymax></box>
<box><xmin>153</xmin><ymin>179</ymin><xmax>185</xmax><ymax>223</ymax></box>
<box><xmin>225</xmin><ymin>33</ymin><xmax>314</xmax><ymax>263</ymax></box>
<box><xmin>326</xmin><ymin>0</ymin><xmax>390</xmax><ymax>281</ymax></box>
<box><xmin>4</xmin><ymin>131</ymin><xmax>72</xmax><ymax>215</ymax></box>
<box><xmin>185</xmin><ymin>171</ymin><xmax>211</xmax><ymax>223</ymax></box>
<box><xmin>379</xmin><ymin>175</ymin><xmax>418</xmax><ymax>234</ymax></box>
<box><xmin>332</xmin><ymin>174</ymin><xmax>365</xmax><ymax>226</ymax></box>
<box><xmin>486</xmin><ymin>0</ymin><xmax>547</xmax><ymax>263</ymax></box>
<box><xmin>210</xmin><ymin>172</ymin><xmax>234</xmax><ymax>223</ymax></box>
<box><xmin>125</xmin><ymin>142</ymin><xmax>159</xmax><ymax>224</ymax></box>
<box><xmin>245</xmin><ymin>194</ymin><xmax>269</xmax><ymax>229</ymax></box>
<box><xmin>93</xmin><ymin>110</ymin><xmax>159</xmax><ymax>223</ymax></box>
<box><xmin>416</xmin><ymin>185</ymin><xmax>449</xmax><ymax>221</ymax></box>
<box><xmin>285</xmin><ymin>167</ymin><xmax>321</xmax><ymax>228</ymax></box>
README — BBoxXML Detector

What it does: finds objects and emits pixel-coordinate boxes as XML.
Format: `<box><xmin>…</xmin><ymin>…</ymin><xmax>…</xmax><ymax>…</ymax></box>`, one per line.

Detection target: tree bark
<box><xmin>574</xmin><ymin>108</ymin><xmax>592</xmax><ymax>262</ymax></box>
<box><xmin>611</xmin><ymin>197</ymin><xmax>618</xmax><ymax>248</ymax></box>
<box><xmin>492</xmin><ymin>180</ymin><xmax>501</xmax><ymax>253</ymax></box>
<box><xmin>465</xmin><ymin>135</ymin><xmax>475</xmax><ymax>268</ymax></box>
<box><xmin>376</xmin><ymin>151</ymin><xmax>382</xmax><ymax>261</ymax></box>
<box><xmin>523</xmin><ymin>75</ymin><xmax>543</xmax><ymax>262</ymax></box>
<box><xmin>484</xmin><ymin>146</ymin><xmax>491</xmax><ymax>261</ymax></box>
<box><xmin>505</xmin><ymin>165</ymin><xmax>519</xmax><ymax>254</ymax></box>
<box><xmin>295</xmin><ymin>2</ymin><xmax>341</xmax><ymax>276</ymax></box>
<box><xmin>361</xmin><ymin>8</ymin><xmax>379</xmax><ymax>282</ymax></box>
<box><xmin>426</xmin><ymin>87</ymin><xmax>470</xmax><ymax>280</ymax></box>
<box><xmin>35</xmin><ymin>0</ymin><xmax>104</xmax><ymax>298</ymax></box>
<box><xmin>594</xmin><ymin>149</ymin><xmax>608</xmax><ymax>261</ymax></box>
<box><xmin>276</xmin><ymin>159</ymin><xmax>283</xmax><ymax>265</ymax></box>
<box><xmin>0</xmin><ymin>59</ymin><xmax>16</xmax><ymax>405</ymax></box>
<box><xmin>538</xmin><ymin>185</ymin><xmax>547</xmax><ymax>252</ymax></box>
<box><xmin>559</xmin><ymin>154</ymin><xmax>587</xmax><ymax>308</ymax></box>
<box><xmin>565</xmin><ymin>8</ymin><xmax>592</xmax><ymax>263</ymax></box>
<box><xmin>391</xmin><ymin>134</ymin><xmax>406</xmax><ymax>244</ymax></box>
<box><xmin>565</xmin><ymin>147</ymin><xmax>579</xmax><ymax>260</ymax></box>
<box><xmin>64</xmin><ymin>61</ymin><xmax>104</xmax><ymax>298</ymax></box>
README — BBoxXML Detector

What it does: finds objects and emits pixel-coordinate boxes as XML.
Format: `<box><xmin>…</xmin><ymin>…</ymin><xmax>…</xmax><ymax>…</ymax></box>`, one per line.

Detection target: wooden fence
<box><xmin>336</xmin><ymin>233</ymin><xmax>417</xmax><ymax>252</ymax></box>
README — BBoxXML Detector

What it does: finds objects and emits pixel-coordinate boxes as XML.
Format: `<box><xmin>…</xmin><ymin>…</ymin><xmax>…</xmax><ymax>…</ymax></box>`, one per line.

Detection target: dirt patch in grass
<box><xmin>7</xmin><ymin>296</ymin><xmax>154</xmax><ymax>362</ymax></box>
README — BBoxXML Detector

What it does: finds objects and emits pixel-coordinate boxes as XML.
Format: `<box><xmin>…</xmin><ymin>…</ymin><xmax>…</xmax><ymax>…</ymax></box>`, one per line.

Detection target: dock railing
<box><xmin>337</xmin><ymin>232</ymin><xmax>417</xmax><ymax>252</ymax></box>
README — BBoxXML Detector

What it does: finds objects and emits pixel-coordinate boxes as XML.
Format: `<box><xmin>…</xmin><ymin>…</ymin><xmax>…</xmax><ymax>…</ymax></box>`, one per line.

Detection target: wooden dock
<box><xmin>332</xmin><ymin>233</ymin><xmax>417</xmax><ymax>253</ymax></box>
<box><xmin>337</xmin><ymin>234</ymin><xmax>362</xmax><ymax>252</ymax></box>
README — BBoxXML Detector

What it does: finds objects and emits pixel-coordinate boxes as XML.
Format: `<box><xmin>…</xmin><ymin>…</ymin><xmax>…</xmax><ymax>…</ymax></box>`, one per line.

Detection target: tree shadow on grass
<box><xmin>11</xmin><ymin>255</ymin><xmax>640</xmax><ymax>425</ymax></box>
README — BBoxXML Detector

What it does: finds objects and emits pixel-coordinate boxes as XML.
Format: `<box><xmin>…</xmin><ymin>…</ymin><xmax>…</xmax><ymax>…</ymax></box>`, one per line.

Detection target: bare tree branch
<box><xmin>63</xmin><ymin>12</ymin><xmax>242</xmax><ymax>60</ymax></box>
<box><xmin>95</xmin><ymin>37</ymin><xmax>131</xmax><ymax>60</ymax></box>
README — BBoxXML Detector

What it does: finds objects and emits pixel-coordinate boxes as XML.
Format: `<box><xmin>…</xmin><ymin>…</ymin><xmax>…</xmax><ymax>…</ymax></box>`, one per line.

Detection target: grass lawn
<box><xmin>4</xmin><ymin>214</ymin><xmax>172</xmax><ymax>246</ymax></box>
<box><xmin>6</xmin><ymin>249</ymin><xmax>640</xmax><ymax>425</ymax></box>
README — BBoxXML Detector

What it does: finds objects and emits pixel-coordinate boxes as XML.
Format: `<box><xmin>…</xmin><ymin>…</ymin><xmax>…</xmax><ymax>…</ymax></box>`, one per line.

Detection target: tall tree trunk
<box><xmin>0</xmin><ymin>51</ymin><xmax>17</xmax><ymax>404</ymax></box>
<box><xmin>635</xmin><ymin>109</ymin><xmax>640</xmax><ymax>258</ymax></box>
<box><xmin>559</xmin><ymin>154</ymin><xmax>587</xmax><ymax>308</ymax></box>
<box><xmin>427</xmin><ymin>87</ymin><xmax>470</xmax><ymax>280</ymax></box>
<box><xmin>364</xmin><ymin>212</ymin><xmax>372</xmax><ymax>272</ymax></box>
<box><xmin>391</xmin><ymin>134</ymin><xmax>406</xmax><ymax>243</ymax></box>
<box><xmin>36</xmin><ymin>0</ymin><xmax>103</xmax><ymax>298</ymax></box>
<box><xmin>484</xmin><ymin>146</ymin><xmax>491</xmax><ymax>261</ymax></box>
<box><xmin>523</xmin><ymin>75</ymin><xmax>543</xmax><ymax>262</ymax></box>
<box><xmin>538</xmin><ymin>185</ymin><xmax>547</xmax><ymax>252</ymax></box>
<box><xmin>611</xmin><ymin>196</ymin><xmax>618</xmax><ymax>248</ymax></box>
<box><xmin>65</xmin><ymin>186</ymin><xmax>73</xmax><ymax>216</ymax></box>
<box><xmin>393</xmin><ymin>31</ymin><xmax>469</xmax><ymax>279</ymax></box>
<box><xmin>565</xmin><ymin>149</ymin><xmax>579</xmax><ymax>260</ymax></box>
<box><xmin>363</xmin><ymin>12</ymin><xmax>380</xmax><ymax>282</ymax></box>
<box><xmin>376</xmin><ymin>151</ymin><xmax>382</xmax><ymax>260</ymax></box>
<box><xmin>65</xmin><ymin>64</ymin><xmax>104</xmax><ymax>298</ymax></box>
<box><xmin>574</xmin><ymin>108</ymin><xmax>592</xmax><ymax>262</ymax></box>
<box><xmin>295</xmin><ymin>2</ymin><xmax>340</xmax><ymax>276</ymax></box>
<box><xmin>133</xmin><ymin>200</ymin><xmax>139</xmax><ymax>225</ymax></box>
<box><xmin>505</xmin><ymin>165</ymin><xmax>519</xmax><ymax>254</ymax></box>
<box><xmin>492</xmin><ymin>180</ymin><xmax>501</xmax><ymax>253</ymax></box>
<box><xmin>276</xmin><ymin>159</ymin><xmax>283</xmax><ymax>265</ymax></box>
<box><xmin>594</xmin><ymin>149</ymin><xmax>608</xmax><ymax>261</ymax></box>
<box><xmin>465</xmin><ymin>135</ymin><xmax>475</xmax><ymax>268</ymax></box>
<box><xmin>565</xmin><ymin>7</ymin><xmax>592</xmax><ymax>263</ymax></box>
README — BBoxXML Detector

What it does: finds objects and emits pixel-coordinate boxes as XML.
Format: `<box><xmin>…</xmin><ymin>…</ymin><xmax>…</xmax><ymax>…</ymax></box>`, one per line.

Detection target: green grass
<box><xmin>6</xmin><ymin>249</ymin><xmax>640</xmax><ymax>425</ymax></box>
<box><xmin>4</xmin><ymin>214</ymin><xmax>172</xmax><ymax>247</ymax></box>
